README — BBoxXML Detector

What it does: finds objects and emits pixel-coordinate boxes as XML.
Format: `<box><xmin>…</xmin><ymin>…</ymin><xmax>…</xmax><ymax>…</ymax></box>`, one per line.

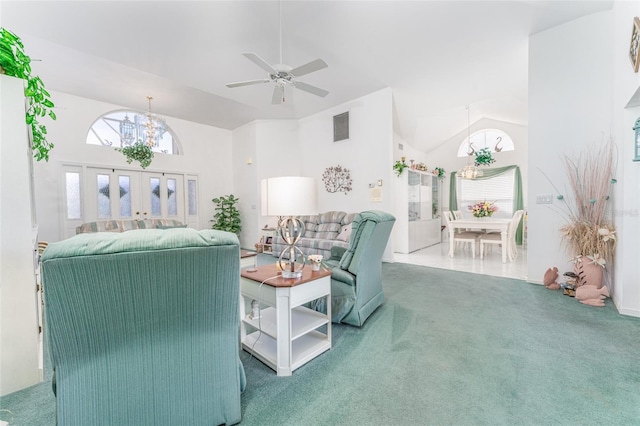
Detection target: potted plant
<box><xmin>474</xmin><ymin>148</ymin><xmax>496</xmax><ymax>167</ymax></box>
<box><xmin>393</xmin><ymin>158</ymin><xmax>409</xmax><ymax>177</ymax></box>
<box><xmin>211</xmin><ymin>194</ymin><xmax>242</xmax><ymax>235</ymax></box>
<box><xmin>0</xmin><ymin>28</ymin><xmax>56</xmax><ymax>161</ymax></box>
<box><xmin>116</xmin><ymin>142</ymin><xmax>154</xmax><ymax>169</ymax></box>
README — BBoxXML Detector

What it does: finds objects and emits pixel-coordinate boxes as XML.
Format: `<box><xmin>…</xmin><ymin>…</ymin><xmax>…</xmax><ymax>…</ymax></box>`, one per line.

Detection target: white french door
<box><xmin>85</xmin><ymin>168</ymin><xmax>184</xmax><ymax>223</ymax></box>
<box><xmin>86</xmin><ymin>168</ymin><xmax>142</xmax><ymax>221</ymax></box>
<box><xmin>141</xmin><ymin>172</ymin><xmax>184</xmax><ymax>220</ymax></box>
<box><xmin>61</xmin><ymin>166</ymin><xmax>197</xmax><ymax>239</ymax></box>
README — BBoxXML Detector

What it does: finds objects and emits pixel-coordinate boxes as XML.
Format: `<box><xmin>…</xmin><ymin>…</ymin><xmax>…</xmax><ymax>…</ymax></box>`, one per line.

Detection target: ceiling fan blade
<box><xmin>290</xmin><ymin>59</ymin><xmax>328</xmax><ymax>77</ymax></box>
<box><xmin>226</xmin><ymin>79</ymin><xmax>271</xmax><ymax>88</ymax></box>
<box><xmin>272</xmin><ymin>85</ymin><xmax>284</xmax><ymax>104</ymax></box>
<box><xmin>243</xmin><ymin>52</ymin><xmax>278</xmax><ymax>74</ymax></box>
<box><xmin>293</xmin><ymin>81</ymin><xmax>329</xmax><ymax>98</ymax></box>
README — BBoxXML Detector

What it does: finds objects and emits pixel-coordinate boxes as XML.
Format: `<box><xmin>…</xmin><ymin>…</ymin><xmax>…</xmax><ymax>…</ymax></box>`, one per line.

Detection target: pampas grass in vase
<box><xmin>544</xmin><ymin>140</ymin><xmax>617</xmax><ymax>286</ymax></box>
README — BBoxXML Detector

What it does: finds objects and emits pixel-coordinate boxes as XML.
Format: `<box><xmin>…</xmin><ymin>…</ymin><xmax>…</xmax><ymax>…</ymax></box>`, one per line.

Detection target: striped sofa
<box><xmin>272</xmin><ymin>211</ymin><xmax>356</xmax><ymax>259</ymax></box>
<box><xmin>75</xmin><ymin>218</ymin><xmax>185</xmax><ymax>234</ymax></box>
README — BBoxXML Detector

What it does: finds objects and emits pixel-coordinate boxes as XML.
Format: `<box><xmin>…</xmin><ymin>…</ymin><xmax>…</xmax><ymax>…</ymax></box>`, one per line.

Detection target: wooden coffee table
<box><xmin>240</xmin><ymin>263</ymin><xmax>331</xmax><ymax>376</ymax></box>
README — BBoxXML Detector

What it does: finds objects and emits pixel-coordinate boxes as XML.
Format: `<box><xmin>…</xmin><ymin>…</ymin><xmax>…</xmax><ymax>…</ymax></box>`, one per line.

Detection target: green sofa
<box><xmin>41</xmin><ymin>228</ymin><xmax>246</xmax><ymax>425</ymax></box>
<box><xmin>315</xmin><ymin>210</ymin><xmax>396</xmax><ymax>326</ymax></box>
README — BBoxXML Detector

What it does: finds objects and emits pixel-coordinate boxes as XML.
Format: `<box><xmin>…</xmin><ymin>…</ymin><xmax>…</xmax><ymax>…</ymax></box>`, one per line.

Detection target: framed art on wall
<box><xmin>629</xmin><ymin>17</ymin><xmax>640</xmax><ymax>73</ymax></box>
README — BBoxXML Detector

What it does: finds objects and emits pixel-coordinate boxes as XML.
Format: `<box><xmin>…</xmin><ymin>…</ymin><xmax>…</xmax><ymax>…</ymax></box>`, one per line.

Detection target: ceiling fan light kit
<box><xmin>225</xmin><ymin>2</ymin><xmax>328</xmax><ymax>104</ymax></box>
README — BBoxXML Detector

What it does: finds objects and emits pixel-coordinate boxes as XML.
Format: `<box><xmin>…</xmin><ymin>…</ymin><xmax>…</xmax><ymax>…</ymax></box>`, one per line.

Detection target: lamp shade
<box><xmin>261</xmin><ymin>176</ymin><xmax>317</xmax><ymax>217</ymax></box>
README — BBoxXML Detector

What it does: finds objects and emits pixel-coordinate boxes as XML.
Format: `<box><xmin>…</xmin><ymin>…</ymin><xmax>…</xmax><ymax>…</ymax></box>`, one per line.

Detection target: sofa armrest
<box><xmin>329</xmin><ymin>245</ymin><xmax>347</xmax><ymax>262</ymax></box>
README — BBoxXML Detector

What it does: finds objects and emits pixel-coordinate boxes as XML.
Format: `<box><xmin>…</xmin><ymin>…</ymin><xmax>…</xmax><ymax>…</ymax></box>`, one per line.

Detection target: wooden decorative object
<box><xmin>629</xmin><ymin>17</ymin><xmax>640</xmax><ymax>73</ymax></box>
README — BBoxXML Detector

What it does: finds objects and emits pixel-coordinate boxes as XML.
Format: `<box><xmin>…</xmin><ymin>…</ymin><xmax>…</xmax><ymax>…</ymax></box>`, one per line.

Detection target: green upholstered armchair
<box><xmin>318</xmin><ymin>210</ymin><xmax>395</xmax><ymax>326</ymax></box>
<box><xmin>41</xmin><ymin>229</ymin><xmax>246</xmax><ymax>425</ymax></box>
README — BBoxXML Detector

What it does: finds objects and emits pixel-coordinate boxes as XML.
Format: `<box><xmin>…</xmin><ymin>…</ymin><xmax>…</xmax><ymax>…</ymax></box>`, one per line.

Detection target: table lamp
<box><xmin>262</xmin><ymin>176</ymin><xmax>317</xmax><ymax>278</ymax></box>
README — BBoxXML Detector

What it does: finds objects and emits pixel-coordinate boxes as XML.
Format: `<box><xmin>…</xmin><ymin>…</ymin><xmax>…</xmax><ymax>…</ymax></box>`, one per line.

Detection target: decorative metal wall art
<box><xmin>322</xmin><ymin>165</ymin><xmax>352</xmax><ymax>194</ymax></box>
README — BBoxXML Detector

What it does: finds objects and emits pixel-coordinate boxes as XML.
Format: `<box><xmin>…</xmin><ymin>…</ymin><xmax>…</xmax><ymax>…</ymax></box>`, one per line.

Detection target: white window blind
<box><xmin>457</xmin><ymin>169</ymin><xmax>515</xmax><ymax>218</ymax></box>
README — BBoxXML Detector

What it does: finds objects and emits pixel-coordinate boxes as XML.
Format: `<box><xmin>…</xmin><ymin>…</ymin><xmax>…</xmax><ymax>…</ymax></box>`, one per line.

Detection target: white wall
<box><xmin>529</xmin><ymin>12</ymin><xmax>614</xmax><ymax>285</ymax></box>
<box><xmin>232</xmin><ymin>119</ymin><xmax>300</xmax><ymax>249</ymax></box>
<box><xmin>611</xmin><ymin>1</ymin><xmax>640</xmax><ymax>316</ymax></box>
<box><xmin>298</xmin><ymin>88</ymin><xmax>394</xmax><ymax>215</ymax></box>
<box><xmin>33</xmin><ymin>91</ymin><xmax>234</xmax><ymax>242</ymax></box>
<box><xmin>299</xmin><ymin>88</ymin><xmax>395</xmax><ymax>260</ymax></box>
<box><xmin>0</xmin><ymin>75</ymin><xmax>40</xmax><ymax>396</ymax></box>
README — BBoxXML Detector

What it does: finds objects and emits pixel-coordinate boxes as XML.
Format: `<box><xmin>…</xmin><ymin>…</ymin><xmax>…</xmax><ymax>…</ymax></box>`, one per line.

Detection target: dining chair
<box><xmin>444</xmin><ymin>211</ymin><xmax>480</xmax><ymax>258</ymax></box>
<box><xmin>478</xmin><ymin>210</ymin><xmax>524</xmax><ymax>260</ymax></box>
<box><xmin>453</xmin><ymin>209</ymin><xmax>484</xmax><ymax>236</ymax></box>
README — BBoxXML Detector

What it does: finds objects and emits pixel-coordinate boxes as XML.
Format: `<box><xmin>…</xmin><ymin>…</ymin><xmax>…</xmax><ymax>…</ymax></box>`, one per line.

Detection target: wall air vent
<box><xmin>333</xmin><ymin>111</ymin><xmax>349</xmax><ymax>142</ymax></box>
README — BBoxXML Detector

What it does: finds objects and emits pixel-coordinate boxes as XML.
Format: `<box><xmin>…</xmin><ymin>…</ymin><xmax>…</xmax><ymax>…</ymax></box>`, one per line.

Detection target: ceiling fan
<box><xmin>225</xmin><ymin>2</ymin><xmax>328</xmax><ymax>104</ymax></box>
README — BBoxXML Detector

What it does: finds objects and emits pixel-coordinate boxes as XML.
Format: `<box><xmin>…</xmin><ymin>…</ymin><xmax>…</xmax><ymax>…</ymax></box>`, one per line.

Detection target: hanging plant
<box><xmin>393</xmin><ymin>159</ymin><xmax>409</xmax><ymax>177</ymax></box>
<box><xmin>0</xmin><ymin>28</ymin><xmax>56</xmax><ymax>161</ymax></box>
<box><xmin>116</xmin><ymin>142</ymin><xmax>154</xmax><ymax>169</ymax></box>
<box><xmin>474</xmin><ymin>148</ymin><xmax>496</xmax><ymax>167</ymax></box>
<box><xmin>322</xmin><ymin>165</ymin><xmax>352</xmax><ymax>194</ymax></box>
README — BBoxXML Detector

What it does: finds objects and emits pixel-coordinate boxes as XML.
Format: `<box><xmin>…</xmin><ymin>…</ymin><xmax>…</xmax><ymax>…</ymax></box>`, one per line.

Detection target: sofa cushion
<box><xmin>137</xmin><ymin>219</ymin><xmax>184</xmax><ymax>229</ymax></box>
<box><xmin>336</xmin><ymin>223</ymin><xmax>352</xmax><ymax>242</ymax></box>
<box><xmin>157</xmin><ymin>224</ymin><xmax>188</xmax><ymax>229</ymax></box>
<box><xmin>43</xmin><ymin>228</ymin><xmax>238</xmax><ymax>260</ymax></box>
<box><xmin>315</xmin><ymin>222</ymin><xmax>341</xmax><ymax>240</ymax></box>
<box><xmin>342</xmin><ymin>213</ymin><xmax>357</xmax><ymax>225</ymax></box>
<box><xmin>320</xmin><ymin>211</ymin><xmax>347</xmax><ymax>225</ymax></box>
<box><xmin>76</xmin><ymin>220</ymin><xmax>132</xmax><ymax>234</ymax></box>
<box><xmin>299</xmin><ymin>215</ymin><xmax>318</xmax><ymax>238</ymax></box>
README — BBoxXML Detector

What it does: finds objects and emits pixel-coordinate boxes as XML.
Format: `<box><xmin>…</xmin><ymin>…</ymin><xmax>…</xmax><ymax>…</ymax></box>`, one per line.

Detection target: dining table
<box><xmin>448</xmin><ymin>217</ymin><xmax>512</xmax><ymax>263</ymax></box>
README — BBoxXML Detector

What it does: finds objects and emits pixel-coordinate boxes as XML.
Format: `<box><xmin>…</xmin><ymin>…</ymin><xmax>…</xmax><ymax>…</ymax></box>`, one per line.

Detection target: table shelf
<box><xmin>242</xmin><ymin>306</ymin><xmax>329</xmax><ymax>341</ymax></box>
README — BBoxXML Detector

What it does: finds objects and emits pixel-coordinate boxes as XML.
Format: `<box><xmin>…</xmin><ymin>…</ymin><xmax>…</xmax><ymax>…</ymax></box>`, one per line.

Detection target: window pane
<box><xmin>167</xmin><ymin>178</ymin><xmax>177</xmax><ymax>216</ymax></box>
<box><xmin>119</xmin><ymin>175</ymin><xmax>131</xmax><ymax>217</ymax></box>
<box><xmin>188</xmin><ymin>179</ymin><xmax>197</xmax><ymax>216</ymax></box>
<box><xmin>65</xmin><ymin>172</ymin><xmax>81</xmax><ymax>219</ymax></box>
<box><xmin>457</xmin><ymin>169</ymin><xmax>515</xmax><ymax>219</ymax></box>
<box><xmin>150</xmin><ymin>177</ymin><xmax>161</xmax><ymax>216</ymax></box>
<box><xmin>86</xmin><ymin>110</ymin><xmax>181</xmax><ymax>155</ymax></box>
<box><xmin>97</xmin><ymin>174</ymin><xmax>111</xmax><ymax>219</ymax></box>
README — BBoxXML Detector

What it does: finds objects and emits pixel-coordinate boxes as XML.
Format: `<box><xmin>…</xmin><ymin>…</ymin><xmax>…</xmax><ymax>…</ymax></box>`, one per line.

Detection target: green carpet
<box><xmin>2</xmin><ymin>261</ymin><xmax>639</xmax><ymax>425</ymax></box>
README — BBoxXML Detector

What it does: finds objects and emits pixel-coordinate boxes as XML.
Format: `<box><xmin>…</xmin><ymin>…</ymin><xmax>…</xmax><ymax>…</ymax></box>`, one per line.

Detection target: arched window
<box><xmin>86</xmin><ymin>110</ymin><xmax>182</xmax><ymax>155</ymax></box>
<box><xmin>457</xmin><ymin>129</ymin><xmax>514</xmax><ymax>157</ymax></box>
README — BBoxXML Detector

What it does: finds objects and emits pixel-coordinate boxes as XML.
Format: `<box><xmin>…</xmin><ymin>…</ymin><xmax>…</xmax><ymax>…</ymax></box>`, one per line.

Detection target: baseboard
<box><xmin>612</xmin><ymin>299</ymin><xmax>640</xmax><ymax>318</ymax></box>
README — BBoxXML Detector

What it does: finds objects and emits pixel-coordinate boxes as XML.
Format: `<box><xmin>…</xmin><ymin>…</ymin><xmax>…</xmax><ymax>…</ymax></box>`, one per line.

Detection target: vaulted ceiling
<box><xmin>1</xmin><ymin>1</ymin><xmax>612</xmax><ymax>153</ymax></box>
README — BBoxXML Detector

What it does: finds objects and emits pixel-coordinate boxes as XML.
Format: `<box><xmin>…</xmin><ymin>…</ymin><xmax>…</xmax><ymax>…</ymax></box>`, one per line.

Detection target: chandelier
<box><xmin>118</xmin><ymin>96</ymin><xmax>166</xmax><ymax>148</ymax></box>
<box><xmin>456</xmin><ymin>104</ymin><xmax>483</xmax><ymax>180</ymax></box>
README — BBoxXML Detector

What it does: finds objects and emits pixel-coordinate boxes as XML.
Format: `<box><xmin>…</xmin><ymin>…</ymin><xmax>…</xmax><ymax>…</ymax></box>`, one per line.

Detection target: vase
<box><xmin>574</xmin><ymin>255</ymin><xmax>604</xmax><ymax>289</ymax></box>
<box><xmin>312</xmin><ymin>262</ymin><xmax>321</xmax><ymax>271</ymax></box>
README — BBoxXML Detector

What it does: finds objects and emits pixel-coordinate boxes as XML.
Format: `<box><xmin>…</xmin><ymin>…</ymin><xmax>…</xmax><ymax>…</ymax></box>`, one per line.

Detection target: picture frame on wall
<box><xmin>629</xmin><ymin>17</ymin><xmax>640</xmax><ymax>73</ymax></box>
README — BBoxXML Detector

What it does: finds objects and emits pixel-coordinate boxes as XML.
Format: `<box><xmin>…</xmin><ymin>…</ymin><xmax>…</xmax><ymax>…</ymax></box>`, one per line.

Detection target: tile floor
<box><xmin>393</xmin><ymin>241</ymin><xmax>528</xmax><ymax>281</ymax></box>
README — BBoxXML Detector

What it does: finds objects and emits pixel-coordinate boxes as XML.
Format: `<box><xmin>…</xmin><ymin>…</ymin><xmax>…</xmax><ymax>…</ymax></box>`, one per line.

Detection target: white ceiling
<box><xmin>1</xmin><ymin>1</ymin><xmax>612</xmax><ymax>153</ymax></box>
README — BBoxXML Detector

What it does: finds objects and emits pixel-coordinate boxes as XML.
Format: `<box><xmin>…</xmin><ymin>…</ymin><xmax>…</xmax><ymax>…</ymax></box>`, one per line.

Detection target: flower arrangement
<box><xmin>468</xmin><ymin>201</ymin><xmax>498</xmax><ymax>218</ymax></box>
<box><xmin>308</xmin><ymin>254</ymin><xmax>325</xmax><ymax>271</ymax></box>
<box><xmin>116</xmin><ymin>142</ymin><xmax>154</xmax><ymax>169</ymax></box>
<box><xmin>434</xmin><ymin>167</ymin><xmax>445</xmax><ymax>179</ymax></box>
<box><xmin>414</xmin><ymin>162</ymin><xmax>428</xmax><ymax>171</ymax></box>
<box><xmin>541</xmin><ymin>140</ymin><xmax>617</xmax><ymax>269</ymax></box>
